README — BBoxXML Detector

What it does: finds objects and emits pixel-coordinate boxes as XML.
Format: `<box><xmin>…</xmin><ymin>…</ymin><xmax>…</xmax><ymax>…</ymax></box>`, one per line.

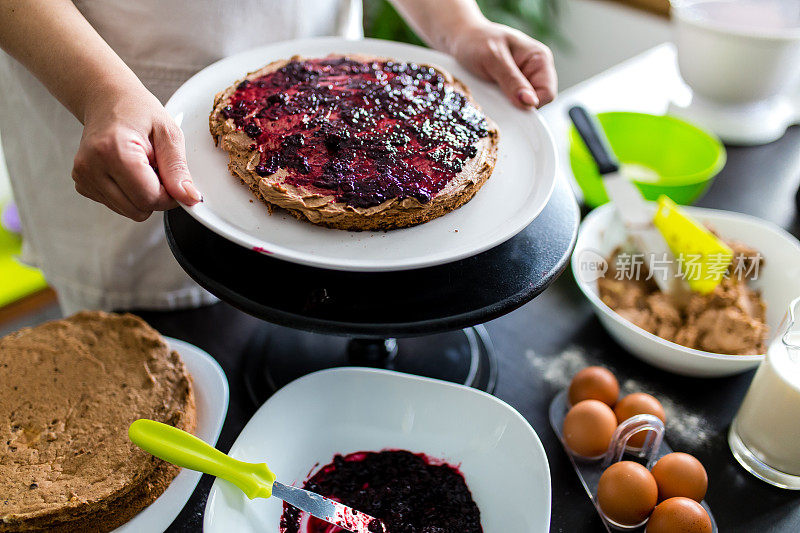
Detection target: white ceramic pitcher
<box><xmin>729</xmin><ymin>296</ymin><xmax>800</xmax><ymax>489</ymax></box>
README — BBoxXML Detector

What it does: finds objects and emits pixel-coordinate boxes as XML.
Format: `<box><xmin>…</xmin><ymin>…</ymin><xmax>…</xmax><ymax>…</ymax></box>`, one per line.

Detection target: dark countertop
<box><xmin>147</xmin><ymin>118</ymin><xmax>800</xmax><ymax>532</ymax></box>
<box><xmin>0</xmin><ymin>43</ymin><xmax>796</xmax><ymax>533</ymax></box>
<box><xmin>0</xmin><ymin>44</ymin><xmax>775</xmax><ymax>532</ymax></box>
<box><xmin>146</xmin><ymin>44</ymin><xmax>800</xmax><ymax>532</ymax></box>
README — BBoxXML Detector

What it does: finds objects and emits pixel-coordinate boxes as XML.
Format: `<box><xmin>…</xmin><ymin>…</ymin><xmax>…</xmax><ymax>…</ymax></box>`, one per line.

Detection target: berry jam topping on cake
<box><xmin>279</xmin><ymin>450</ymin><xmax>483</xmax><ymax>533</ymax></box>
<box><xmin>222</xmin><ymin>57</ymin><xmax>490</xmax><ymax>208</ymax></box>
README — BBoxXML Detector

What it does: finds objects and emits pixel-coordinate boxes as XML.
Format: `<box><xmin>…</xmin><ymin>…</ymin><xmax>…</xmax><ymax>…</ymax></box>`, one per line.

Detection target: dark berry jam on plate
<box><xmin>222</xmin><ymin>57</ymin><xmax>490</xmax><ymax>208</ymax></box>
<box><xmin>279</xmin><ymin>450</ymin><xmax>483</xmax><ymax>533</ymax></box>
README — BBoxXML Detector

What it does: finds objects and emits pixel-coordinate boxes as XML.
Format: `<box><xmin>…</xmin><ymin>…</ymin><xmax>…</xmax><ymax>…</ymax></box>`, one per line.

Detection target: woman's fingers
<box><xmin>509</xmin><ymin>36</ymin><xmax>557</xmax><ymax>107</ymax></box>
<box><xmin>96</xmin><ymin>176</ymin><xmax>153</xmax><ymax>222</ymax></box>
<box><xmin>111</xmin><ymin>159</ymin><xmax>178</xmax><ymax>212</ymax></box>
<box><xmin>529</xmin><ymin>62</ymin><xmax>557</xmax><ymax>107</ymax></box>
<box><xmin>481</xmin><ymin>32</ymin><xmax>557</xmax><ymax>109</ymax></box>
<box><xmin>73</xmin><ymin>126</ymin><xmax>178</xmax><ymax>219</ymax></box>
<box><xmin>73</xmin><ymin>170</ymin><xmax>150</xmax><ymax>221</ymax></box>
<box><xmin>482</xmin><ymin>37</ymin><xmax>539</xmax><ymax>109</ymax></box>
<box><xmin>73</xmin><ymin>180</ymin><xmax>105</xmax><ymax>206</ymax></box>
<box><xmin>74</xmin><ymin>181</ymin><xmax>126</xmax><ymax>218</ymax></box>
<box><xmin>152</xmin><ymin>120</ymin><xmax>202</xmax><ymax>206</ymax></box>
<box><xmin>73</xmin><ymin>88</ymin><xmax>200</xmax><ymax>218</ymax></box>
<box><xmin>103</xmin><ymin>133</ymin><xmax>179</xmax><ymax>212</ymax></box>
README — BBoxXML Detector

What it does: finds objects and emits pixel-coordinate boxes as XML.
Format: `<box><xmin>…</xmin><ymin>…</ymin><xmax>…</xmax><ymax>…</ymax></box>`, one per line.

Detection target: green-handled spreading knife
<box><xmin>129</xmin><ymin>419</ymin><xmax>386</xmax><ymax>533</ymax></box>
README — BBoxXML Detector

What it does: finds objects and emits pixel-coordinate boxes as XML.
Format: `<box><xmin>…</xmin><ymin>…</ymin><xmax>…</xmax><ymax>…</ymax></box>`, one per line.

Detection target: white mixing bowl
<box><xmin>572</xmin><ymin>203</ymin><xmax>800</xmax><ymax>377</ymax></box>
<box><xmin>672</xmin><ymin>0</ymin><xmax>800</xmax><ymax>104</ymax></box>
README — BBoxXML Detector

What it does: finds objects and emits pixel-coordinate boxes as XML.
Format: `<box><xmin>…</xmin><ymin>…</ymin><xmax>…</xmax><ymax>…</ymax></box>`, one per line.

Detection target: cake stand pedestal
<box><xmin>165</xmin><ymin>176</ymin><xmax>579</xmax><ymax>404</ymax></box>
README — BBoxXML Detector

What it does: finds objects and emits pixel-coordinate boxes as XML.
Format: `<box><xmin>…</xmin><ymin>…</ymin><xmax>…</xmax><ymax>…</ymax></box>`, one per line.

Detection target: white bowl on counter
<box><xmin>572</xmin><ymin>203</ymin><xmax>800</xmax><ymax>377</ymax></box>
<box><xmin>204</xmin><ymin>368</ymin><xmax>551</xmax><ymax>532</ymax></box>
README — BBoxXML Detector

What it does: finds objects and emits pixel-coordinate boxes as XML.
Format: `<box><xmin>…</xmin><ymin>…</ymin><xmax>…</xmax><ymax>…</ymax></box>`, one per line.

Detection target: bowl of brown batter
<box><xmin>572</xmin><ymin>203</ymin><xmax>800</xmax><ymax>377</ymax></box>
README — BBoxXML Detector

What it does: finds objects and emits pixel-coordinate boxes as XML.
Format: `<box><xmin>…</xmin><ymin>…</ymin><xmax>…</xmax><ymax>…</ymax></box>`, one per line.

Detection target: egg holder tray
<box><xmin>549</xmin><ymin>390</ymin><xmax>717</xmax><ymax>532</ymax></box>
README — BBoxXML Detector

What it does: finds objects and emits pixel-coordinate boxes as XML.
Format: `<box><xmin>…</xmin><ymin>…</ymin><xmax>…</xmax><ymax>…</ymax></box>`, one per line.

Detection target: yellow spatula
<box><xmin>129</xmin><ymin>419</ymin><xmax>386</xmax><ymax>533</ymax></box>
<box><xmin>570</xmin><ymin>106</ymin><xmax>733</xmax><ymax>295</ymax></box>
<box><xmin>653</xmin><ymin>195</ymin><xmax>733</xmax><ymax>294</ymax></box>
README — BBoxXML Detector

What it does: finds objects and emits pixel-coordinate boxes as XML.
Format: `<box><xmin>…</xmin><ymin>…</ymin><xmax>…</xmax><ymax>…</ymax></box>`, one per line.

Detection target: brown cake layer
<box><xmin>0</xmin><ymin>311</ymin><xmax>196</xmax><ymax>532</ymax></box>
<box><xmin>209</xmin><ymin>54</ymin><xmax>499</xmax><ymax>231</ymax></box>
<box><xmin>598</xmin><ymin>240</ymin><xmax>768</xmax><ymax>355</ymax></box>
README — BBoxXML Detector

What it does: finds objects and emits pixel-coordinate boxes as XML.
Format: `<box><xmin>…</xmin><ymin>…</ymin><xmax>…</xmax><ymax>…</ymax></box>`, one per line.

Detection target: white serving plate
<box><xmin>165</xmin><ymin>37</ymin><xmax>557</xmax><ymax>272</ymax></box>
<box><xmin>572</xmin><ymin>203</ymin><xmax>800</xmax><ymax>377</ymax></box>
<box><xmin>203</xmin><ymin>368</ymin><xmax>551</xmax><ymax>532</ymax></box>
<box><xmin>114</xmin><ymin>337</ymin><xmax>229</xmax><ymax>533</ymax></box>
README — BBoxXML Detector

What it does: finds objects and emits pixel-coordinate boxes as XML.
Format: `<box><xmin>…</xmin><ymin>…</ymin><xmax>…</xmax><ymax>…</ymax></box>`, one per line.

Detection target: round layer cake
<box><xmin>0</xmin><ymin>312</ymin><xmax>195</xmax><ymax>533</ymax></box>
<box><xmin>209</xmin><ymin>54</ymin><xmax>499</xmax><ymax>230</ymax></box>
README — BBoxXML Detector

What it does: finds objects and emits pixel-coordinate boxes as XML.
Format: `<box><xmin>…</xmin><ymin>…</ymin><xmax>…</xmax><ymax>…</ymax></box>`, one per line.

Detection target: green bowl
<box><xmin>569</xmin><ymin>112</ymin><xmax>726</xmax><ymax>207</ymax></box>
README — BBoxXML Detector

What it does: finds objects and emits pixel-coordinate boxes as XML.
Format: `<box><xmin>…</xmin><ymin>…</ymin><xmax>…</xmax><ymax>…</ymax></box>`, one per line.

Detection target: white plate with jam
<box><xmin>114</xmin><ymin>337</ymin><xmax>228</xmax><ymax>533</ymax></box>
<box><xmin>166</xmin><ymin>37</ymin><xmax>557</xmax><ymax>272</ymax></box>
<box><xmin>203</xmin><ymin>368</ymin><xmax>551</xmax><ymax>532</ymax></box>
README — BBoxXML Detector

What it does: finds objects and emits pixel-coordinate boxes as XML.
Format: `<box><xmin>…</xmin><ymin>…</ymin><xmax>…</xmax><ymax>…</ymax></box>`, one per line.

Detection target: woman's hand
<box><xmin>389</xmin><ymin>1</ymin><xmax>557</xmax><ymax>107</ymax></box>
<box><xmin>72</xmin><ymin>86</ymin><xmax>202</xmax><ymax>222</ymax></box>
<box><xmin>448</xmin><ymin>20</ymin><xmax>557</xmax><ymax>109</ymax></box>
<box><xmin>0</xmin><ymin>0</ymin><xmax>202</xmax><ymax>221</ymax></box>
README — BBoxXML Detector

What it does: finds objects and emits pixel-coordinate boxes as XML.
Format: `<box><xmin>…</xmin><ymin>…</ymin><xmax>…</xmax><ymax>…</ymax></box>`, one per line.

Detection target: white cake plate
<box><xmin>165</xmin><ymin>37</ymin><xmax>557</xmax><ymax>272</ymax></box>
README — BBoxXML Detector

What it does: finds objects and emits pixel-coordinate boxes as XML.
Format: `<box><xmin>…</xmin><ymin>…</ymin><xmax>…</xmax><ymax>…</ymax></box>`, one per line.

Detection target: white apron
<box><xmin>0</xmin><ymin>0</ymin><xmax>362</xmax><ymax>314</ymax></box>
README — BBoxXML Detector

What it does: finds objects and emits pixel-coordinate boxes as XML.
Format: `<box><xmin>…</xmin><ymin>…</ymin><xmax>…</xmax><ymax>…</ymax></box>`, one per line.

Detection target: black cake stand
<box><xmin>165</xmin><ymin>176</ymin><xmax>579</xmax><ymax>404</ymax></box>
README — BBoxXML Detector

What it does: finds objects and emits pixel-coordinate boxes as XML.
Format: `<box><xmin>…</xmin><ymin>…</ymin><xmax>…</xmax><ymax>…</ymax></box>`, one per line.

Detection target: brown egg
<box><xmin>597</xmin><ymin>461</ymin><xmax>658</xmax><ymax>526</ymax></box>
<box><xmin>651</xmin><ymin>452</ymin><xmax>708</xmax><ymax>502</ymax></box>
<box><xmin>646</xmin><ymin>497</ymin><xmax>712</xmax><ymax>533</ymax></box>
<box><xmin>563</xmin><ymin>400</ymin><xmax>618</xmax><ymax>457</ymax></box>
<box><xmin>568</xmin><ymin>366</ymin><xmax>620</xmax><ymax>407</ymax></box>
<box><xmin>614</xmin><ymin>393</ymin><xmax>666</xmax><ymax>448</ymax></box>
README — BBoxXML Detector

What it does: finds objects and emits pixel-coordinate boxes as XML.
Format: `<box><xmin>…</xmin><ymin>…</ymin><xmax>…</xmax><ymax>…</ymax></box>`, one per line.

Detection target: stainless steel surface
<box><xmin>604</xmin><ymin>170</ymin><xmax>652</xmax><ymax>227</ymax></box>
<box><xmin>272</xmin><ymin>481</ymin><xmax>383</xmax><ymax>533</ymax></box>
<box><xmin>605</xmin><ymin>170</ymin><xmax>680</xmax><ymax>293</ymax></box>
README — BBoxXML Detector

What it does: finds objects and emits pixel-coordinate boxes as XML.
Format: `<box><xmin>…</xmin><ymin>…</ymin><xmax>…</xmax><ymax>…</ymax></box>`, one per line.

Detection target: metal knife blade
<box><xmin>272</xmin><ymin>481</ymin><xmax>385</xmax><ymax>533</ymax></box>
<box><xmin>604</xmin><ymin>168</ymin><xmax>682</xmax><ymax>294</ymax></box>
<box><xmin>568</xmin><ymin>105</ymin><xmax>680</xmax><ymax>293</ymax></box>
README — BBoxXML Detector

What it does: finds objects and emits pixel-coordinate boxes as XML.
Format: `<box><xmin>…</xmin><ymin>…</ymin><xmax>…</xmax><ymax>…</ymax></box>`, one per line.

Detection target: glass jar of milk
<box><xmin>729</xmin><ymin>297</ymin><xmax>800</xmax><ymax>489</ymax></box>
